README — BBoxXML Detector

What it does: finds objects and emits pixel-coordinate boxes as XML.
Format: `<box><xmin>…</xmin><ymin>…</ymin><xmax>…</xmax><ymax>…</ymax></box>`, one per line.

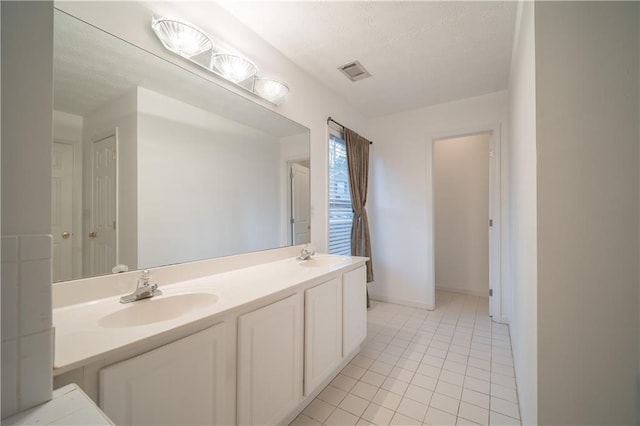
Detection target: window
<box><xmin>328</xmin><ymin>129</ymin><xmax>352</xmax><ymax>255</ymax></box>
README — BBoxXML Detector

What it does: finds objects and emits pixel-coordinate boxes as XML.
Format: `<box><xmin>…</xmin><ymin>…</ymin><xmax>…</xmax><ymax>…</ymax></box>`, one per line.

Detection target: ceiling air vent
<box><xmin>338</xmin><ymin>60</ymin><xmax>371</xmax><ymax>82</ymax></box>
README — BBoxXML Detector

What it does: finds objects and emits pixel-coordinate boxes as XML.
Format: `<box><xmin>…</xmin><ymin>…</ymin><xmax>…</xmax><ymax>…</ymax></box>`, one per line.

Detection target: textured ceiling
<box><xmin>53</xmin><ymin>10</ymin><xmax>307</xmax><ymax>138</ymax></box>
<box><xmin>218</xmin><ymin>1</ymin><xmax>517</xmax><ymax>117</ymax></box>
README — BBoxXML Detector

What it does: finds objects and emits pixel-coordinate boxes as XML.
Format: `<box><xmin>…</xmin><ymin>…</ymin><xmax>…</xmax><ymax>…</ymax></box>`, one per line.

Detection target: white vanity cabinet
<box><xmin>304</xmin><ymin>277</ymin><xmax>342</xmax><ymax>395</ymax></box>
<box><xmin>237</xmin><ymin>294</ymin><xmax>303</xmax><ymax>425</ymax></box>
<box><xmin>342</xmin><ymin>266</ymin><xmax>368</xmax><ymax>356</ymax></box>
<box><xmin>99</xmin><ymin>323</ymin><xmax>226</xmax><ymax>426</ymax></box>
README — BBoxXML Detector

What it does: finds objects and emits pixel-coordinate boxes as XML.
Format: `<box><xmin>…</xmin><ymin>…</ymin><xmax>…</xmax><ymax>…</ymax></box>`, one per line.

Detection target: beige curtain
<box><xmin>344</xmin><ymin>128</ymin><xmax>374</xmax><ymax>308</ymax></box>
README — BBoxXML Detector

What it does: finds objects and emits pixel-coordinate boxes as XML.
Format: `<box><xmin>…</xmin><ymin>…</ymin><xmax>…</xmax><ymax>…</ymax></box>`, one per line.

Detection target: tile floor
<box><xmin>291</xmin><ymin>291</ymin><xmax>521</xmax><ymax>426</ymax></box>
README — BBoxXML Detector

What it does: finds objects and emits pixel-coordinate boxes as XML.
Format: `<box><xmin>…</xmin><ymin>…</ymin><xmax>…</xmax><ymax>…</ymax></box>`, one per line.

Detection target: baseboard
<box><xmin>435</xmin><ymin>285</ymin><xmax>488</xmax><ymax>298</ymax></box>
<box><xmin>369</xmin><ymin>295</ymin><xmax>433</xmax><ymax>310</ymax></box>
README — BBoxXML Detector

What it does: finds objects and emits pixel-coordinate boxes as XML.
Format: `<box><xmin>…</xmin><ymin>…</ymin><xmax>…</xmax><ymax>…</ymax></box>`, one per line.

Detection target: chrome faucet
<box><xmin>297</xmin><ymin>245</ymin><xmax>315</xmax><ymax>261</ymax></box>
<box><xmin>120</xmin><ymin>270</ymin><xmax>162</xmax><ymax>303</ymax></box>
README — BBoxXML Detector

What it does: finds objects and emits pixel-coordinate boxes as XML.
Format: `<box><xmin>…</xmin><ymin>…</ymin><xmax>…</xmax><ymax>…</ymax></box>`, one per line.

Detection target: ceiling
<box><xmin>218</xmin><ymin>1</ymin><xmax>518</xmax><ymax>117</ymax></box>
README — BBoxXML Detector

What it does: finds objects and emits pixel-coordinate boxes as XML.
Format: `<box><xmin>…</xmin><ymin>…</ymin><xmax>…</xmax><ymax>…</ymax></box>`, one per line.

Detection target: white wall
<box><xmin>56</xmin><ymin>1</ymin><xmax>368</xmax><ymax>255</ymax></box>
<box><xmin>367</xmin><ymin>91</ymin><xmax>509</xmax><ymax>310</ymax></box>
<box><xmin>535</xmin><ymin>2</ymin><xmax>639</xmax><ymax>423</ymax></box>
<box><xmin>136</xmin><ymin>87</ymin><xmax>282</xmax><ymax>267</ymax></box>
<box><xmin>434</xmin><ymin>134</ymin><xmax>489</xmax><ymax>297</ymax></box>
<box><xmin>83</xmin><ymin>90</ymin><xmax>138</xmax><ymax>273</ymax></box>
<box><xmin>507</xmin><ymin>2</ymin><xmax>537</xmax><ymax>424</ymax></box>
<box><xmin>1</xmin><ymin>1</ymin><xmax>54</xmax><ymax>418</ymax></box>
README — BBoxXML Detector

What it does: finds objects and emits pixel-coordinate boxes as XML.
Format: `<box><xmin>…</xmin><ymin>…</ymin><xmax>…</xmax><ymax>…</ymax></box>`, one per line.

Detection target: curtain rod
<box><xmin>327</xmin><ymin>117</ymin><xmax>373</xmax><ymax>144</ymax></box>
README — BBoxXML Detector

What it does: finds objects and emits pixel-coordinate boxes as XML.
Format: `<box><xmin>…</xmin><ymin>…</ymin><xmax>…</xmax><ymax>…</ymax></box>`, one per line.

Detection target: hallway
<box><xmin>292</xmin><ymin>292</ymin><xmax>521</xmax><ymax>425</ymax></box>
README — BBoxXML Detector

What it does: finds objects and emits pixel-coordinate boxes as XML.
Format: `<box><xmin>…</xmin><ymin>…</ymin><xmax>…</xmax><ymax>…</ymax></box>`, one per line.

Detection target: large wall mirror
<box><xmin>52</xmin><ymin>9</ymin><xmax>311</xmax><ymax>282</ymax></box>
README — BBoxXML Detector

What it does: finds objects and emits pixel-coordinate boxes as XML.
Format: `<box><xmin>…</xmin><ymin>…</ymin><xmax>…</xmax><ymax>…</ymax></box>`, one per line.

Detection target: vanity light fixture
<box><xmin>211</xmin><ymin>53</ymin><xmax>258</xmax><ymax>84</ymax></box>
<box><xmin>253</xmin><ymin>77</ymin><xmax>289</xmax><ymax>106</ymax></box>
<box><xmin>151</xmin><ymin>16</ymin><xmax>289</xmax><ymax>105</ymax></box>
<box><xmin>151</xmin><ymin>18</ymin><xmax>213</xmax><ymax>58</ymax></box>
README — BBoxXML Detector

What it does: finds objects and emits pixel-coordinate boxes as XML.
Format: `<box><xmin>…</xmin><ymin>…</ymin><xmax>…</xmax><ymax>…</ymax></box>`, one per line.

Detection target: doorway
<box><xmin>434</xmin><ymin>134</ymin><xmax>490</xmax><ymax>300</ymax></box>
<box><xmin>288</xmin><ymin>160</ymin><xmax>310</xmax><ymax>245</ymax></box>
<box><xmin>428</xmin><ymin>126</ymin><xmax>502</xmax><ymax>320</ymax></box>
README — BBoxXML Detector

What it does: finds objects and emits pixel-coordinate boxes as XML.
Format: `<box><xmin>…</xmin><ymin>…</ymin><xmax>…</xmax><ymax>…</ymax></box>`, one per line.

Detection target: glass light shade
<box><xmin>253</xmin><ymin>77</ymin><xmax>289</xmax><ymax>105</ymax></box>
<box><xmin>152</xmin><ymin>18</ymin><xmax>213</xmax><ymax>58</ymax></box>
<box><xmin>211</xmin><ymin>53</ymin><xmax>258</xmax><ymax>83</ymax></box>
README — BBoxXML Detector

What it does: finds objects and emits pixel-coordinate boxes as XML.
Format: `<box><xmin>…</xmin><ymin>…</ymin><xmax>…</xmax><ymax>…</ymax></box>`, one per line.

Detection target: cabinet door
<box><xmin>99</xmin><ymin>324</ymin><xmax>226</xmax><ymax>426</ymax></box>
<box><xmin>343</xmin><ymin>266</ymin><xmax>367</xmax><ymax>356</ymax></box>
<box><xmin>305</xmin><ymin>277</ymin><xmax>342</xmax><ymax>394</ymax></box>
<box><xmin>237</xmin><ymin>294</ymin><xmax>303</xmax><ymax>425</ymax></box>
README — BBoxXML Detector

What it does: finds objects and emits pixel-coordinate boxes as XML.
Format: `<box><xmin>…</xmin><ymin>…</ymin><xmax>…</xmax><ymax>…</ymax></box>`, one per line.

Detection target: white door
<box><xmin>291</xmin><ymin>163</ymin><xmax>310</xmax><ymax>245</ymax></box>
<box><xmin>100</xmin><ymin>324</ymin><xmax>226</xmax><ymax>426</ymax></box>
<box><xmin>52</xmin><ymin>142</ymin><xmax>74</xmax><ymax>282</ymax></box>
<box><xmin>237</xmin><ymin>294</ymin><xmax>303</xmax><ymax>425</ymax></box>
<box><xmin>90</xmin><ymin>135</ymin><xmax>117</xmax><ymax>276</ymax></box>
<box><xmin>343</xmin><ymin>266</ymin><xmax>367</xmax><ymax>356</ymax></box>
<box><xmin>305</xmin><ymin>277</ymin><xmax>342</xmax><ymax>395</ymax></box>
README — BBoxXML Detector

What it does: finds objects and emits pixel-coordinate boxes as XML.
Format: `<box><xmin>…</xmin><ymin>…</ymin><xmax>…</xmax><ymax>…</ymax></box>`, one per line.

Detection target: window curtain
<box><xmin>344</xmin><ymin>128</ymin><xmax>374</xmax><ymax>308</ymax></box>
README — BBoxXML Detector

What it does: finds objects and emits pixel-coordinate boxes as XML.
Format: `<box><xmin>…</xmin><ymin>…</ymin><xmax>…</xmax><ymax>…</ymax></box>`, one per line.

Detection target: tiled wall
<box><xmin>1</xmin><ymin>235</ymin><xmax>53</xmax><ymax>418</ymax></box>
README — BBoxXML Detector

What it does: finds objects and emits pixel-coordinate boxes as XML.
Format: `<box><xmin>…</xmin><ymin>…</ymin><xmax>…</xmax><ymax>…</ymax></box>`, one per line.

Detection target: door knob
<box><xmin>89</xmin><ymin>232</ymin><xmax>97</xmax><ymax>238</ymax></box>
<box><xmin>62</xmin><ymin>231</ymin><xmax>70</xmax><ymax>239</ymax></box>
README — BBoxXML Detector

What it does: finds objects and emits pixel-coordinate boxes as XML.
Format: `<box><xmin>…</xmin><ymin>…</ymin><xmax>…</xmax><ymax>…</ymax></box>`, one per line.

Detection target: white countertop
<box><xmin>53</xmin><ymin>255</ymin><xmax>367</xmax><ymax>373</ymax></box>
<box><xmin>3</xmin><ymin>384</ymin><xmax>114</xmax><ymax>425</ymax></box>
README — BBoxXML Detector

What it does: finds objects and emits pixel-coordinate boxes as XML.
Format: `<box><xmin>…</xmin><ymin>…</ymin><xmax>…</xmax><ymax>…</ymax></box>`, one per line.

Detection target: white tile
<box><xmin>489</xmin><ymin>411</ymin><xmax>521</xmax><ymax>426</ymax></box>
<box><xmin>325</xmin><ymin>408</ymin><xmax>359</xmax><ymax>426</ymax></box>
<box><xmin>372</xmin><ymin>389</ymin><xmax>402</xmax><ymax>411</ymax></box>
<box><xmin>490</xmin><ymin>383</ymin><xmax>517</xmax><ymax>403</ymax></box>
<box><xmin>424</xmin><ymin>407</ymin><xmax>457</xmax><ymax>425</ymax></box>
<box><xmin>390</xmin><ymin>412</ymin><xmax>422</xmax><ymax>425</ymax></box>
<box><xmin>350</xmin><ymin>381</ymin><xmax>378</xmax><ymax>401</ymax></box>
<box><xmin>389</xmin><ymin>366</ymin><xmax>414</xmax><ymax>383</ymax></box>
<box><xmin>411</xmin><ymin>373</ymin><xmax>438</xmax><ymax>391</ymax></box>
<box><xmin>342</xmin><ymin>363</ymin><xmax>367</xmax><ymax>380</ymax></box>
<box><xmin>317</xmin><ymin>385</ymin><xmax>347</xmax><ymax>406</ymax></box>
<box><xmin>2</xmin><ymin>339</ymin><xmax>18</xmax><ymax>418</ymax></box>
<box><xmin>426</xmin><ymin>347</ymin><xmax>447</xmax><ymax>359</ymax></box>
<box><xmin>404</xmin><ymin>384</ymin><xmax>433</xmax><ymax>404</ymax></box>
<box><xmin>417</xmin><ymin>363</ymin><xmax>441</xmax><ymax>379</ymax></box>
<box><xmin>443</xmin><ymin>359</ymin><xmax>467</xmax><ymax>374</ymax></box>
<box><xmin>369</xmin><ymin>359</ymin><xmax>394</xmax><ymax>376</ymax></box>
<box><xmin>466</xmin><ymin>366</ymin><xmax>491</xmax><ymax>382</ymax></box>
<box><xmin>338</xmin><ymin>393</ymin><xmax>369</xmax><ymax>417</ymax></box>
<box><xmin>429</xmin><ymin>392</ymin><xmax>459</xmax><ymax>415</ymax></box>
<box><xmin>446</xmin><ymin>352</ymin><xmax>468</xmax><ymax>365</ymax></box>
<box><xmin>396</xmin><ymin>397</ymin><xmax>428</xmax><ymax>421</ymax></box>
<box><xmin>491</xmin><ymin>363</ymin><xmax>514</xmax><ymax>378</ymax></box>
<box><xmin>2</xmin><ymin>236</ymin><xmax>19</xmax><ymax>262</ymax></box>
<box><xmin>384</xmin><ymin>345</ymin><xmax>405</xmax><ymax>356</ymax></box>
<box><xmin>377</xmin><ymin>352</ymin><xmax>401</xmax><ymax>365</ymax></box>
<box><xmin>290</xmin><ymin>413</ymin><xmax>321</xmax><ymax>426</ymax></box>
<box><xmin>19</xmin><ymin>329</ymin><xmax>53</xmax><ymax>411</ymax></box>
<box><xmin>397</xmin><ymin>357</ymin><xmax>420</xmax><ymax>372</ymax></box>
<box><xmin>490</xmin><ymin>397</ymin><xmax>520</xmax><ymax>420</ymax></box>
<box><xmin>435</xmin><ymin>381</ymin><xmax>462</xmax><ymax>400</ymax></box>
<box><xmin>458</xmin><ymin>402</ymin><xmax>489</xmax><ymax>426</ymax></box>
<box><xmin>331</xmin><ymin>374</ymin><xmax>358</xmax><ymax>392</ymax></box>
<box><xmin>49</xmin><ymin>406</ymin><xmax>112</xmax><ymax>426</ymax></box>
<box><xmin>19</xmin><ymin>259</ymin><xmax>52</xmax><ymax>336</ymax></box>
<box><xmin>491</xmin><ymin>373</ymin><xmax>516</xmax><ymax>390</ymax></box>
<box><xmin>351</xmin><ymin>354</ymin><xmax>375</xmax><ymax>369</ymax></box>
<box><xmin>361</xmin><ymin>370</ymin><xmax>386</xmax><ymax>388</ymax></box>
<box><xmin>303</xmin><ymin>399</ymin><xmax>335</xmax><ymax>423</ymax></box>
<box><xmin>464</xmin><ymin>376</ymin><xmax>490</xmax><ymax>395</ymax></box>
<box><xmin>462</xmin><ymin>388</ymin><xmax>490</xmax><ymax>409</ymax></box>
<box><xmin>422</xmin><ymin>355</ymin><xmax>445</xmax><ymax>368</ymax></box>
<box><xmin>439</xmin><ymin>369</ymin><xmax>465</xmax><ymax>387</ymax></box>
<box><xmin>467</xmin><ymin>357</ymin><xmax>491</xmax><ymax>371</ymax></box>
<box><xmin>19</xmin><ymin>235</ymin><xmax>52</xmax><ymax>261</ymax></box>
<box><xmin>361</xmin><ymin>403</ymin><xmax>394</xmax><ymax>426</ymax></box>
<box><xmin>2</xmin><ymin>261</ymin><xmax>19</xmax><ymax>341</ymax></box>
<box><xmin>381</xmin><ymin>377</ymin><xmax>409</xmax><ymax>395</ymax></box>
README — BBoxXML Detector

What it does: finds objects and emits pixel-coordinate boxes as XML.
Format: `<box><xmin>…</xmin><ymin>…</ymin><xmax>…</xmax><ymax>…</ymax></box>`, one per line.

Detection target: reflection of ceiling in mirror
<box><xmin>53</xmin><ymin>10</ymin><xmax>308</xmax><ymax>138</ymax></box>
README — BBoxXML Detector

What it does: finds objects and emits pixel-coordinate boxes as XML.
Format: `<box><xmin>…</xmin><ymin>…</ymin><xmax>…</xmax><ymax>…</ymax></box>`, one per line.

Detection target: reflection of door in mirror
<box><xmin>52</xmin><ymin>142</ymin><xmax>74</xmax><ymax>282</ymax></box>
<box><xmin>89</xmin><ymin>134</ymin><xmax>118</xmax><ymax>276</ymax></box>
<box><xmin>290</xmin><ymin>162</ymin><xmax>310</xmax><ymax>245</ymax></box>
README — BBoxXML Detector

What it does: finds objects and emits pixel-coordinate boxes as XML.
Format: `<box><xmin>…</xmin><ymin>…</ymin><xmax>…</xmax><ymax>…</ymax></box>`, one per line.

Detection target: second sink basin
<box><xmin>99</xmin><ymin>293</ymin><xmax>218</xmax><ymax>328</ymax></box>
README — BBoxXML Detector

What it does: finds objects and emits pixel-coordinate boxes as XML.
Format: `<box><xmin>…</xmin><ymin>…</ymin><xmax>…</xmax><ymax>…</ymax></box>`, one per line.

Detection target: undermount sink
<box><xmin>297</xmin><ymin>255</ymin><xmax>349</xmax><ymax>268</ymax></box>
<box><xmin>98</xmin><ymin>293</ymin><xmax>218</xmax><ymax>328</ymax></box>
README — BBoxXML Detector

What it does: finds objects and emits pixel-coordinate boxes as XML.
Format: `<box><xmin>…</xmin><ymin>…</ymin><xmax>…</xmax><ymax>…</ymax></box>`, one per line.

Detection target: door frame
<box><xmin>427</xmin><ymin>123</ymin><xmax>505</xmax><ymax>322</ymax></box>
<box><xmin>283</xmin><ymin>157</ymin><xmax>310</xmax><ymax>246</ymax></box>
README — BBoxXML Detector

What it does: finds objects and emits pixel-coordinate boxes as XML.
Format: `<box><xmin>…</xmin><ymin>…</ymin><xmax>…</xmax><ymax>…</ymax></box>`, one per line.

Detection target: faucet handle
<box><xmin>138</xmin><ymin>270</ymin><xmax>151</xmax><ymax>286</ymax></box>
